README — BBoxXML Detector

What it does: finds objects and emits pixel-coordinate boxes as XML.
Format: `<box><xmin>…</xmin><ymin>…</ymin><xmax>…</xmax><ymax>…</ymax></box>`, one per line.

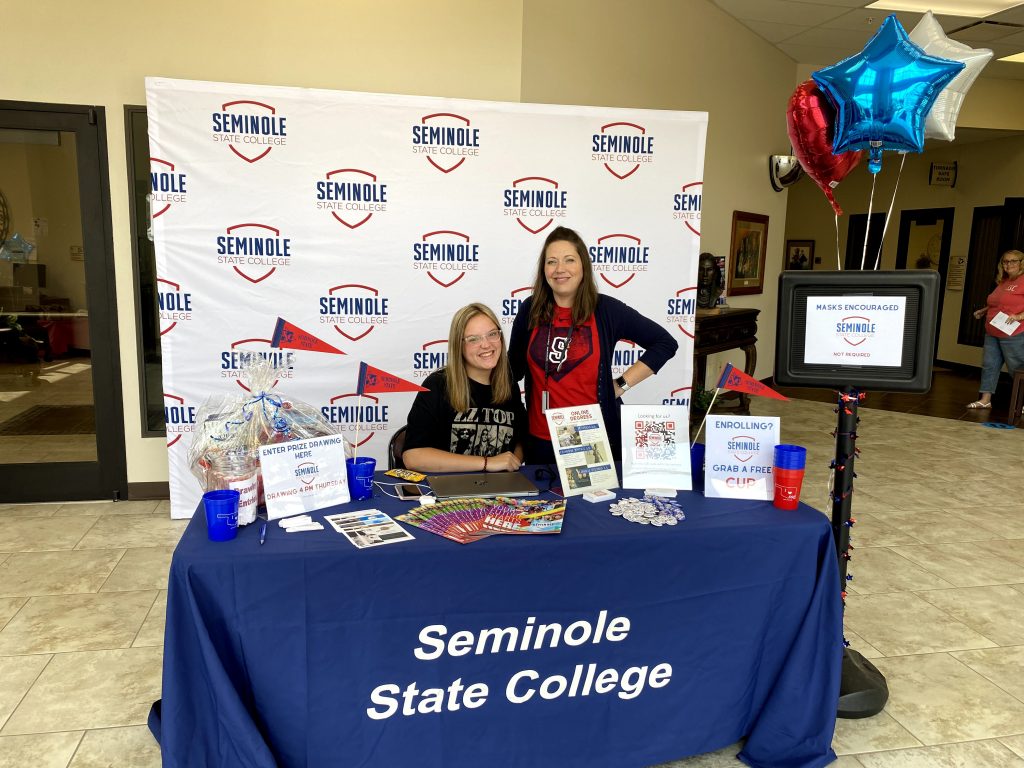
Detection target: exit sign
<box><xmin>929</xmin><ymin>162</ymin><xmax>957</xmax><ymax>187</ymax></box>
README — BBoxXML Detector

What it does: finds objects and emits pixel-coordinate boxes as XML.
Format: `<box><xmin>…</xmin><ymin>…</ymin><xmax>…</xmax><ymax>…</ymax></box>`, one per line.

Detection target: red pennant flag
<box><xmin>357</xmin><ymin>362</ymin><xmax>428</xmax><ymax>394</ymax></box>
<box><xmin>270</xmin><ymin>317</ymin><xmax>345</xmax><ymax>355</ymax></box>
<box><xmin>715</xmin><ymin>363</ymin><xmax>788</xmax><ymax>401</ymax></box>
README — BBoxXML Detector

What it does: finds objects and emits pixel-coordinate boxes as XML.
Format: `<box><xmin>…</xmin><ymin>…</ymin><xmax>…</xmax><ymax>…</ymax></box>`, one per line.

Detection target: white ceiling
<box><xmin>712</xmin><ymin>0</ymin><xmax>1024</xmax><ymax>80</ymax></box>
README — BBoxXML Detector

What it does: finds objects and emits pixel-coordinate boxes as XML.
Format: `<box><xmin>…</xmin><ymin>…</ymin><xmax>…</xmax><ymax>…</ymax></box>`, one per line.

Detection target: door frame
<box><xmin>0</xmin><ymin>100</ymin><xmax>127</xmax><ymax>502</ymax></box>
<box><xmin>895</xmin><ymin>207</ymin><xmax>954</xmax><ymax>359</ymax></box>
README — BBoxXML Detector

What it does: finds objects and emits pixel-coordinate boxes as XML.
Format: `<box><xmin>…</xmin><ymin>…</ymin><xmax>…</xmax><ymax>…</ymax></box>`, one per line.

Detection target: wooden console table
<box><xmin>694</xmin><ymin>307</ymin><xmax>760</xmax><ymax>414</ymax></box>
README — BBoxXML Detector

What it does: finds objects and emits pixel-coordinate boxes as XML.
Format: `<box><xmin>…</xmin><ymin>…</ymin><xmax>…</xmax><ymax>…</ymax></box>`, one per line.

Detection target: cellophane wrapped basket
<box><xmin>187</xmin><ymin>358</ymin><xmax>348</xmax><ymax>523</ymax></box>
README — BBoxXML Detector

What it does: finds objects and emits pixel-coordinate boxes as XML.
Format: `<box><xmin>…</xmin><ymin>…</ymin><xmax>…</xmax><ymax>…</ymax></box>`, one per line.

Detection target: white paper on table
<box><xmin>704</xmin><ymin>416</ymin><xmax>780</xmax><ymax>501</ymax></box>
<box><xmin>258</xmin><ymin>435</ymin><xmax>350</xmax><ymax>520</ymax></box>
<box><xmin>989</xmin><ymin>311</ymin><xmax>1021</xmax><ymax>335</ymax></box>
<box><xmin>545</xmin><ymin>404</ymin><xmax>618</xmax><ymax>497</ymax></box>
<box><xmin>324</xmin><ymin>509</ymin><xmax>414</xmax><ymax>548</ymax></box>
<box><xmin>620</xmin><ymin>404</ymin><xmax>691</xmax><ymax>490</ymax></box>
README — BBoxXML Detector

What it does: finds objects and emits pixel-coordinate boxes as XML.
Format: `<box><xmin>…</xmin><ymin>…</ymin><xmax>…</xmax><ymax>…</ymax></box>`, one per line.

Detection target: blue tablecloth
<box><xmin>150</xmin><ymin>473</ymin><xmax>841</xmax><ymax>768</ymax></box>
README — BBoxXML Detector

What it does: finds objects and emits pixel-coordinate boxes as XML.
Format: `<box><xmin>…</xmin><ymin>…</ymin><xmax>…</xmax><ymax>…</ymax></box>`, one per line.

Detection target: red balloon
<box><xmin>787</xmin><ymin>80</ymin><xmax>863</xmax><ymax>216</ymax></box>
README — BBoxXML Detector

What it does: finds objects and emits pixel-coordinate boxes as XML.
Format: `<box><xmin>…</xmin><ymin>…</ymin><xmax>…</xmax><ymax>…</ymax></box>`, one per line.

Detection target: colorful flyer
<box><xmin>258</xmin><ymin>435</ymin><xmax>349</xmax><ymax>520</ymax></box>
<box><xmin>545</xmin><ymin>405</ymin><xmax>618</xmax><ymax>497</ymax></box>
<box><xmin>324</xmin><ymin>509</ymin><xmax>414</xmax><ymax>548</ymax></box>
<box><xmin>620</xmin><ymin>404</ymin><xmax>691</xmax><ymax>490</ymax></box>
<box><xmin>704</xmin><ymin>415</ymin><xmax>780</xmax><ymax>500</ymax></box>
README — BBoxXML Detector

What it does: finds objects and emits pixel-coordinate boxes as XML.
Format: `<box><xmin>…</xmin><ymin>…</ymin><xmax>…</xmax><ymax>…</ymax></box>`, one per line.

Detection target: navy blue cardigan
<box><xmin>508</xmin><ymin>294</ymin><xmax>679</xmax><ymax>457</ymax></box>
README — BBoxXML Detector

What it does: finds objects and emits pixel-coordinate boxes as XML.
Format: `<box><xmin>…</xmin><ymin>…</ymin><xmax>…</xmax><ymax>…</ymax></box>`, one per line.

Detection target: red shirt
<box><xmin>985</xmin><ymin>275</ymin><xmax>1024</xmax><ymax>337</ymax></box>
<box><xmin>525</xmin><ymin>306</ymin><xmax>600</xmax><ymax>440</ymax></box>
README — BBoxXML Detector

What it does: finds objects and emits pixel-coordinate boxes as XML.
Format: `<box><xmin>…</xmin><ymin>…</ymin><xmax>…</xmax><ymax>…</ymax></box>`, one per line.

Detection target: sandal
<box><xmin>966</xmin><ymin>400</ymin><xmax>992</xmax><ymax>409</ymax></box>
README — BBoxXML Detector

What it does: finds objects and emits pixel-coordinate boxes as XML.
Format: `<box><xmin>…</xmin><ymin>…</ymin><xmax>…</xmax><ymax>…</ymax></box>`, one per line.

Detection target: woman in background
<box><xmin>402</xmin><ymin>303</ymin><xmax>525</xmax><ymax>472</ymax></box>
<box><xmin>509</xmin><ymin>226</ymin><xmax>678</xmax><ymax>464</ymax></box>
<box><xmin>967</xmin><ymin>249</ymin><xmax>1024</xmax><ymax>410</ymax></box>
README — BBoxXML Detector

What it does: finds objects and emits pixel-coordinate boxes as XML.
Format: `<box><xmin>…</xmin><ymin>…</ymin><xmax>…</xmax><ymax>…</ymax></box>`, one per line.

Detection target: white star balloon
<box><xmin>909</xmin><ymin>11</ymin><xmax>993</xmax><ymax>141</ymax></box>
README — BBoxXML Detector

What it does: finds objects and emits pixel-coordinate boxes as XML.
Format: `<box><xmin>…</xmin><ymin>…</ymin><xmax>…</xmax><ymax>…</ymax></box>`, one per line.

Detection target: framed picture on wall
<box><xmin>727</xmin><ymin>211</ymin><xmax>769</xmax><ymax>296</ymax></box>
<box><xmin>785</xmin><ymin>239</ymin><xmax>814</xmax><ymax>270</ymax></box>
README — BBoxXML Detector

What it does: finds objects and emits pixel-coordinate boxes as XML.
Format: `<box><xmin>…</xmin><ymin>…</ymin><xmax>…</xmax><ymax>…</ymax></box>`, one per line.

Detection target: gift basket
<box><xmin>188</xmin><ymin>358</ymin><xmax>348</xmax><ymax>524</ymax></box>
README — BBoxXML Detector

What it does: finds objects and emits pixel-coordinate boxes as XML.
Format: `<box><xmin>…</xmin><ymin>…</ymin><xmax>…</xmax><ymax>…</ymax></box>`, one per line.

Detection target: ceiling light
<box><xmin>867</xmin><ymin>1</ymin><xmax>1023</xmax><ymax>17</ymax></box>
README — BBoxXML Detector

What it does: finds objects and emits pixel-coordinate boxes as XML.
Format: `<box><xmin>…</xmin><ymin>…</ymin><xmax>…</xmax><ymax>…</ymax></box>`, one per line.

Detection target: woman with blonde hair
<box><xmin>402</xmin><ymin>303</ymin><xmax>525</xmax><ymax>472</ymax></box>
<box><xmin>967</xmin><ymin>249</ymin><xmax>1024</xmax><ymax>410</ymax></box>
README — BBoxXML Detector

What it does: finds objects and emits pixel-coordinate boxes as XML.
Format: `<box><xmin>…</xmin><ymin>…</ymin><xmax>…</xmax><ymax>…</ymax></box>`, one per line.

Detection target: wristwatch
<box><xmin>615</xmin><ymin>375</ymin><xmax>631</xmax><ymax>393</ymax></box>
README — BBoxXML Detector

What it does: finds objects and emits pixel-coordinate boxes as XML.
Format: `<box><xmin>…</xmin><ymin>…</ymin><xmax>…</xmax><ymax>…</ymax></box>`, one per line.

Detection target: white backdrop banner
<box><xmin>147</xmin><ymin>78</ymin><xmax>706</xmax><ymax>518</ymax></box>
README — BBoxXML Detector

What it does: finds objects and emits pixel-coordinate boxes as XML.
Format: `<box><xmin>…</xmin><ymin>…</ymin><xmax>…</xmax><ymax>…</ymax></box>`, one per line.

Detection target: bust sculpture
<box><xmin>696</xmin><ymin>252</ymin><xmax>723</xmax><ymax>309</ymax></box>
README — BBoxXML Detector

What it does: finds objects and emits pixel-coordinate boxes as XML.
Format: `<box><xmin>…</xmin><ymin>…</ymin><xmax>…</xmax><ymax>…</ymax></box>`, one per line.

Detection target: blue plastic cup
<box><xmin>690</xmin><ymin>443</ymin><xmax>705</xmax><ymax>493</ymax></box>
<box><xmin>774</xmin><ymin>444</ymin><xmax>807</xmax><ymax>470</ymax></box>
<box><xmin>346</xmin><ymin>457</ymin><xmax>377</xmax><ymax>501</ymax></box>
<box><xmin>203</xmin><ymin>489</ymin><xmax>240</xmax><ymax>542</ymax></box>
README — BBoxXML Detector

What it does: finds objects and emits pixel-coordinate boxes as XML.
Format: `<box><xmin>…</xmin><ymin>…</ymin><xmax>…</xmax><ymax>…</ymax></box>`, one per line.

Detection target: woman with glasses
<box><xmin>967</xmin><ymin>249</ymin><xmax>1024</xmax><ymax>410</ymax></box>
<box><xmin>402</xmin><ymin>303</ymin><xmax>525</xmax><ymax>472</ymax></box>
<box><xmin>509</xmin><ymin>226</ymin><xmax>678</xmax><ymax>464</ymax></box>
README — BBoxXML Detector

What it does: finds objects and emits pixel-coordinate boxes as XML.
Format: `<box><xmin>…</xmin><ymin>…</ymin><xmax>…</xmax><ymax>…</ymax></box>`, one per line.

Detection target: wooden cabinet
<box><xmin>694</xmin><ymin>307</ymin><xmax>760</xmax><ymax>414</ymax></box>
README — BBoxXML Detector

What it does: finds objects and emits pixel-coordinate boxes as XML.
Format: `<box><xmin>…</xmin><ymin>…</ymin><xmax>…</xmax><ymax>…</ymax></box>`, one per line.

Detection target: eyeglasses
<box><xmin>463</xmin><ymin>329</ymin><xmax>502</xmax><ymax>346</ymax></box>
<box><xmin>1002</xmin><ymin>259</ymin><xmax>1021</xmax><ymax>265</ymax></box>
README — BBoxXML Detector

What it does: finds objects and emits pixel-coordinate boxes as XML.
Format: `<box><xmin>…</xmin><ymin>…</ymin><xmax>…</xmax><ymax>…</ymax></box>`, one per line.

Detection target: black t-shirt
<box><xmin>401</xmin><ymin>370</ymin><xmax>524</xmax><ymax>456</ymax></box>
<box><xmin>403</xmin><ymin>370</ymin><xmax>526</xmax><ymax>457</ymax></box>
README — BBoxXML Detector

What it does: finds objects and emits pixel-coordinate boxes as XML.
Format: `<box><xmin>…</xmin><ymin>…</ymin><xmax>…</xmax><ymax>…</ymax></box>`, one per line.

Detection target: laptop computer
<box><xmin>427</xmin><ymin>471</ymin><xmax>540</xmax><ymax>499</ymax></box>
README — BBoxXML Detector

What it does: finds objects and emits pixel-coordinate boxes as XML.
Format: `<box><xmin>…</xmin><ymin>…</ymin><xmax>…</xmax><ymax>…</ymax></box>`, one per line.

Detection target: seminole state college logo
<box><xmin>156</xmin><ymin>278</ymin><xmax>193</xmax><ymax>336</ymax></box>
<box><xmin>220</xmin><ymin>339</ymin><xmax>295</xmax><ymax>391</ymax></box>
<box><xmin>837</xmin><ymin>316</ymin><xmax>876</xmax><ymax>346</ymax></box>
<box><xmin>317</xmin><ymin>284</ymin><xmax>390</xmax><ymax>342</ymax></box>
<box><xmin>590</xmin><ymin>233</ymin><xmax>651</xmax><ymax>289</ymax></box>
<box><xmin>591</xmin><ymin>122</ymin><xmax>654</xmax><ymax>180</ymax></box>
<box><xmin>502</xmin><ymin>176</ymin><xmax>569</xmax><ymax>234</ymax></box>
<box><xmin>316</xmin><ymin>168</ymin><xmax>388</xmax><ymax>230</ymax></box>
<box><xmin>412</xmin><ymin>230</ymin><xmax>481</xmax><ymax>288</ymax></box>
<box><xmin>149</xmin><ymin>158</ymin><xmax>188</xmax><ymax>218</ymax></box>
<box><xmin>215</xmin><ymin>223</ymin><xmax>292</xmax><ymax>284</ymax></box>
<box><xmin>500</xmin><ymin>286</ymin><xmax>532</xmax><ymax>327</ymax></box>
<box><xmin>211</xmin><ymin>100</ymin><xmax>287</xmax><ymax>163</ymax></box>
<box><xmin>412</xmin><ymin>339</ymin><xmax>448</xmax><ymax>379</ymax></box>
<box><xmin>672</xmin><ymin>181</ymin><xmax>702</xmax><ymax>237</ymax></box>
<box><xmin>728</xmin><ymin>435</ymin><xmax>760</xmax><ymax>463</ymax></box>
<box><xmin>412</xmin><ymin>113</ymin><xmax>480</xmax><ymax>174</ymax></box>
<box><xmin>321</xmin><ymin>392</ymin><xmax>390</xmax><ymax>449</ymax></box>
<box><xmin>163</xmin><ymin>393</ymin><xmax>196</xmax><ymax>448</ymax></box>
<box><xmin>666</xmin><ymin>287</ymin><xmax>696</xmax><ymax>339</ymax></box>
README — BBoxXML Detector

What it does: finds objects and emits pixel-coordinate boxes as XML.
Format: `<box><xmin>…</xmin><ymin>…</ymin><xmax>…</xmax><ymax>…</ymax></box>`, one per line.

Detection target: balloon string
<box><xmin>835</xmin><ymin>212</ymin><xmax>841</xmax><ymax>270</ymax></box>
<box><xmin>873</xmin><ymin>153</ymin><xmax>907</xmax><ymax>270</ymax></box>
<box><xmin>861</xmin><ymin>173</ymin><xmax>877</xmax><ymax>270</ymax></box>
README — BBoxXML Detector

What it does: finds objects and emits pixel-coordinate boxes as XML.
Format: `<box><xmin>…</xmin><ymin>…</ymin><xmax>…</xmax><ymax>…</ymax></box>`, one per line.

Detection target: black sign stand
<box><xmin>833</xmin><ymin>386</ymin><xmax>889</xmax><ymax>718</ymax></box>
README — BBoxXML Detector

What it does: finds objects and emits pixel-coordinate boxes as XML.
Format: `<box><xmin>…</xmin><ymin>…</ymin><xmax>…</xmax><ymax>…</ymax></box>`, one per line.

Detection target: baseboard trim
<box><xmin>934</xmin><ymin>359</ymin><xmax>981</xmax><ymax>375</ymax></box>
<box><xmin>127</xmin><ymin>481</ymin><xmax>169</xmax><ymax>500</ymax></box>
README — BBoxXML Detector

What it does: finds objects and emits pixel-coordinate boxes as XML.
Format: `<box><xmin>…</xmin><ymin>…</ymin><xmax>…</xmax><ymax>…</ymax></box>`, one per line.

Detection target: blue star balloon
<box><xmin>812</xmin><ymin>15</ymin><xmax>964</xmax><ymax>173</ymax></box>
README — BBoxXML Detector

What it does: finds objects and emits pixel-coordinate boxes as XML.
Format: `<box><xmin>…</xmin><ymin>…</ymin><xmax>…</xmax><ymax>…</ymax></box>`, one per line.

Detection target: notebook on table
<box><xmin>426</xmin><ymin>471</ymin><xmax>540</xmax><ymax>499</ymax></box>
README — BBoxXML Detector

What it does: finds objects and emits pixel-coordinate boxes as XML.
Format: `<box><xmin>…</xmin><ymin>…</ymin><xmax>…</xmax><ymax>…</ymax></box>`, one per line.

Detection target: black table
<box><xmin>150</xmin><ymin>471</ymin><xmax>841</xmax><ymax>768</ymax></box>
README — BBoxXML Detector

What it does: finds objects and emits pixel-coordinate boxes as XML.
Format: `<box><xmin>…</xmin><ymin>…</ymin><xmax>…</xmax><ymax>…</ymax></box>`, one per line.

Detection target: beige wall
<box><xmin>523</xmin><ymin>0</ymin><xmax>797</xmax><ymax>388</ymax></box>
<box><xmin>784</xmin><ymin>133</ymin><xmax>1024</xmax><ymax>368</ymax></box>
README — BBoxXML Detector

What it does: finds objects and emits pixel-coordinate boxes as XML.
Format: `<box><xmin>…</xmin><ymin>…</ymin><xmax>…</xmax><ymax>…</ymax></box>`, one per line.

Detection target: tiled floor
<box><xmin>0</xmin><ymin>359</ymin><xmax>96</xmax><ymax>464</ymax></box>
<box><xmin>1</xmin><ymin>398</ymin><xmax>1023</xmax><ymax>767</ymax></box>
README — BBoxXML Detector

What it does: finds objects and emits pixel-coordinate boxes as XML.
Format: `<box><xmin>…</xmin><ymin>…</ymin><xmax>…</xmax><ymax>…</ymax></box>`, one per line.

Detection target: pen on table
<box><xmin>259</xmin><ymin>522</ymin><xmax>267</xmax><ymax>546</ymax></box>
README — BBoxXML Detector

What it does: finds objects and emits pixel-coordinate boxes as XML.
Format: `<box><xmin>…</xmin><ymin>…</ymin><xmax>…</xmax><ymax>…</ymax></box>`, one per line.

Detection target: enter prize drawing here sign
<box><xmin>705</xmin><ymin>416</ymin><xmax>779</xmax><ymax>501</ymax></box>
<box><xmin>258</xmin><ymin>434</ymin><xmax>350</xmax><ymax>520</ymax></box>
<box><xmin>804</xmin><ymin>296</ymin><xmax>907</xmax><ymax>367</ymax></box>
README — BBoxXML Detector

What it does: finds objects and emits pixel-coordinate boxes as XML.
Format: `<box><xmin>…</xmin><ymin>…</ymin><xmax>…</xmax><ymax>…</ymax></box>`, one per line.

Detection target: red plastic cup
<box><xmin>773</xmin><ymin>467</ymin><xmax>805</xmax><ymax>510</ymax></box>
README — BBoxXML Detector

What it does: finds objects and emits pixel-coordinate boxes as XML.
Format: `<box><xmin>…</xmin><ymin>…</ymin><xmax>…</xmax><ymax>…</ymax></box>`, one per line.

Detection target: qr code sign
<box><xmin>633</xmin><ymin>420</ymin><xmax>676</xmax><ymax>460</ymax></box>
